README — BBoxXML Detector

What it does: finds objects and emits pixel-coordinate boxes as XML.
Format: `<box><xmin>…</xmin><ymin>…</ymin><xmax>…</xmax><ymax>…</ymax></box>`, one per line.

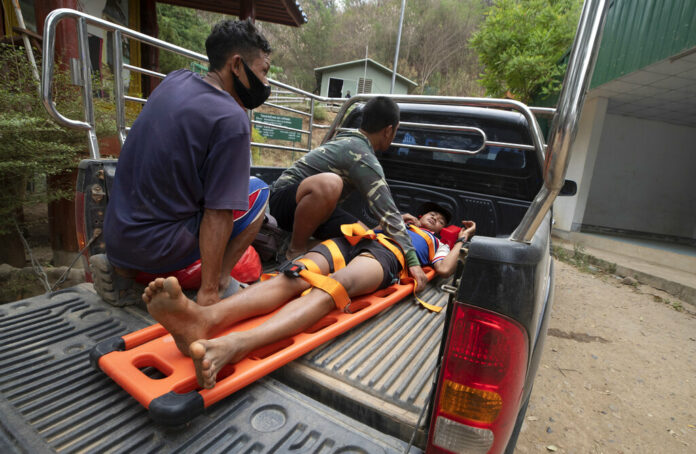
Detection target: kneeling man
<box><xmin>269</xmin><ymin>96</ymin><xmax>428</xmax><ymax>291</ymax></box>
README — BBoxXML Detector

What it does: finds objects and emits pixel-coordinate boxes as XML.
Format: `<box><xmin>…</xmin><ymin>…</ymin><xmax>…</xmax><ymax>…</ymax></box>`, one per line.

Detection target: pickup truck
<box><xmin>0</xmin><ymin>2</ymin><xmax>608</xmax><ymax>453</ymax></box>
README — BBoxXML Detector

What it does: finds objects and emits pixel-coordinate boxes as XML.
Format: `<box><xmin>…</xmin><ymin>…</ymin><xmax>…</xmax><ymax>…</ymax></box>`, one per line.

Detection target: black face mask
<box><xmin>232</xmin><ymin>59</ymin><xmax>271</xmax><ymax>110</ymax></box>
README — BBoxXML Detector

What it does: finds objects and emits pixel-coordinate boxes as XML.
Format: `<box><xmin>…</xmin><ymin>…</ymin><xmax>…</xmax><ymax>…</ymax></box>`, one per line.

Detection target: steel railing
<box><xmin>40</xmin><ymin>0</ymin><xmax>608</xmax><ymax>243</ymax></box>
<box><xmin>40</xmin><ymin>8</ymin><xmax>338</xmax><ymax>160</ymax></box>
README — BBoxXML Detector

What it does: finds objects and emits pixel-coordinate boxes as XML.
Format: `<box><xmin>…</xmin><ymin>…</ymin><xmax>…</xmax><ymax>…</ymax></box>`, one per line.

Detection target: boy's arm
<box><xmin>433</xmin><ymin>221</ymin><xmax>476</xmax><ymax>277</ymax></box>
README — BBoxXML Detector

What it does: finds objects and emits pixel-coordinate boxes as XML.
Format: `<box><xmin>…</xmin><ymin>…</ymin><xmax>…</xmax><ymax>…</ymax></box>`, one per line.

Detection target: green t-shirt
<box><xmin>272</xmin><ymin>131</ymin><xmax>419</xmax><ymax>267</ymax></box>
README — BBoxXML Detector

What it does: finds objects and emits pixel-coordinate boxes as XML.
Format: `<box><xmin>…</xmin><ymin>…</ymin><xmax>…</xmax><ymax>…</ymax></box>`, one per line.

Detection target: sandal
<box><xmin>90</xmin><ymin>254</ymin><xmax>144</xmax><ymax>307</ymax></box>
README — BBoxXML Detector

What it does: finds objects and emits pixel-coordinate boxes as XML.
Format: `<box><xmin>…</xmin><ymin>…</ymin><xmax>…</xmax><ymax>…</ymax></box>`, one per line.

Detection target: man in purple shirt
<box><xmin>93</xmin><ymin>19</ymin><xmax>272</xmax><ymax>307</ymax></box>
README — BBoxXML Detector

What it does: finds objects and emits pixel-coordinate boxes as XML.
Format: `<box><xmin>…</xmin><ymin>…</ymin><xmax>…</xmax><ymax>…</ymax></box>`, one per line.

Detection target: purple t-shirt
<box><xmin>104</xmin><ymin>70</ymin><xmax>251</xmax><ymax>272</ymax></box>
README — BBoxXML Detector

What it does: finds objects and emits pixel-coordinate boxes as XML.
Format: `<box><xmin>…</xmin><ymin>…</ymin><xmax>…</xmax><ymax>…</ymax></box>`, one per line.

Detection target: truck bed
<box><xmin>0</xmin><ymin>285</ymin><xmax>428</xmax><ymax>453</ymax></box>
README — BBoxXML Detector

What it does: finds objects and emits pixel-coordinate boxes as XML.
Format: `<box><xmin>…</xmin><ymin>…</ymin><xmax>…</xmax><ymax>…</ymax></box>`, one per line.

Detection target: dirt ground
<box><xmin>515</xmin><ymin>259</ymin><xmax>696</xmax><ymax>453</ymax></box>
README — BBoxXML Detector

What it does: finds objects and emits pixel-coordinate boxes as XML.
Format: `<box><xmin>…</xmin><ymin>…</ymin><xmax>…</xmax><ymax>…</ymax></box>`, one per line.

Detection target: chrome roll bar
<box><xmin>40</xmin><ymin>0</ymin><xmax>608</xmax><ymax>243</ymax></box>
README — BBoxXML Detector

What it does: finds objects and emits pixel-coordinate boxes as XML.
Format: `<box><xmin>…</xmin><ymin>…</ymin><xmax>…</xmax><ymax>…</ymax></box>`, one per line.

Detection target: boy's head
<box><xmin>417</xmin><ymin>202</ymin><xmax>452</xmax><ymax>234</ymax></box>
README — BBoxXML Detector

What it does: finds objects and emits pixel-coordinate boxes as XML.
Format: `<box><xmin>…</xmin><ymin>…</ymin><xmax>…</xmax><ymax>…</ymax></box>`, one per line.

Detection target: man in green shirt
<box><xmin>269</xmin><ymin>97</ymin><xmax>428</xmax><ymax>291</ymax></box>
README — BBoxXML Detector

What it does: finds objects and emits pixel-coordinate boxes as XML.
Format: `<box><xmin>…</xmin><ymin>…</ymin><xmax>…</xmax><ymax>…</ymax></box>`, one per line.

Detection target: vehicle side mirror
<box><xmin>559</xmin><ymin>179</ymin><xmax>577</xmax><ymax>196</ymax></box>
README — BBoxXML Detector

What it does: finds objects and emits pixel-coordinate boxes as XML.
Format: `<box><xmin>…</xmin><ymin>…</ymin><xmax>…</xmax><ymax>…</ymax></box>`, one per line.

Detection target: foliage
<box><xmin>0</xmin><ymin>43</ymin><xmax>115</xmax><ymax>235</ymax></box>
<box><xmin>261</xmin><ymin>0</ymin><xmax>486</xmax><ymax>96</ymax></box>
<box><xmin>157</xmin><ymin>3</ymin><xmax>210</xmax><ymax>74</ymax></box>
<box><xmin>470</xmin><ymin>0</ymin><xmax>582</xmax><ymax>103</ymax></box>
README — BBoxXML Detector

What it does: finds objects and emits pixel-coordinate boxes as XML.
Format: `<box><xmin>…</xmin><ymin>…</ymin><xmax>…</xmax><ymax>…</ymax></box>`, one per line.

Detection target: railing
<box><xmin>40</xmin><ymin>8</ymin><xmax>337</xmax><ymax>160</ymax></box>
<box><xmin>41</xmin><ymin>0</ymin><xmax>608</xmax><ymax>243</ymax></box>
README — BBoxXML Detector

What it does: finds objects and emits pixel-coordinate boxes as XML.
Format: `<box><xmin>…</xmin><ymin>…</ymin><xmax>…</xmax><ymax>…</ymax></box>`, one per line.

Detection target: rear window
<box><xmin>389</xmin><ymin>127</ymin><xmax>527</xmax><ymax>170</ymax></box>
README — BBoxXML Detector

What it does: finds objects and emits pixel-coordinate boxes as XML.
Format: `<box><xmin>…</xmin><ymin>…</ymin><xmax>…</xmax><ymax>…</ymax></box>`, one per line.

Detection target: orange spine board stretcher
<box><xmin>90</xmin><ymin>267</ymin><xmax>436</xmax><ymax>426</ymax></box>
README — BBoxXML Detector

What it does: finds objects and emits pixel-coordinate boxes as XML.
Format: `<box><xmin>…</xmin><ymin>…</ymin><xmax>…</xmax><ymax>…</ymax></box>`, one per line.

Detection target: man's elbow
<box><xmin>433</xmin><ymin>263</ymin><xmax>454</xmax><ymax>278</ymax></box>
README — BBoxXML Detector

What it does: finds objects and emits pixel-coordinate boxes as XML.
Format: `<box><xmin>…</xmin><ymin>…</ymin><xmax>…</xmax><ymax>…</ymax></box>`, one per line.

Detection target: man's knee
<box><xmin>297</xmin><ymin>173</ymin><xmax>343</xmax><ymax>203</ymax></box>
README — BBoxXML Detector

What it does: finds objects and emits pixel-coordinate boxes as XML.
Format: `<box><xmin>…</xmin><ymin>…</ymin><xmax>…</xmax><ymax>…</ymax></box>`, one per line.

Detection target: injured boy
<box><xmin>142</xmin><ymin>202</ymin><xmax>476</xmax><ymax>389</ymax></box>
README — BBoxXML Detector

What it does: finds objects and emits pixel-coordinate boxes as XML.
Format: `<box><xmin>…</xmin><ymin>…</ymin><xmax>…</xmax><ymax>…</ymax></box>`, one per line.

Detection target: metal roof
<box><xmin>157</xmin><ymin>0</ymin><xmax>308</xmax><ymax>27</ymax></box>
<box><xmin>592</xmin><ymin>0</ymin><xmax>696</xmax><ymax>87</ymax></box>
<box><xmin>314</xmin><ymin>58</ymin><xmax>418</xmax><ymax>87</ymax></box>
<box><xmin>588</xmin><ymin>0</ymin><xmax>696</xmax><ymax>128</ymax></box>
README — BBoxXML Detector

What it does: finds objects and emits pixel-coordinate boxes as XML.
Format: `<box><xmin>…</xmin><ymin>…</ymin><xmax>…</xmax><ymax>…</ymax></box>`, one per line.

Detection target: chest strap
<box><xmin>408</xmin><ymin>225</ymin><xmax>436</xmax><ymax>262</ymax></box>
<box><xmin>340</xmin><ymin>223</ymin><xmax>442</xmax><ymax>313</ymax></box>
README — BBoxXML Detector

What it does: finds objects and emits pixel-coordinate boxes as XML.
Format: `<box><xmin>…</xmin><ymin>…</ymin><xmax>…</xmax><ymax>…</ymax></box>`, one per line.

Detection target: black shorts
<box><xmin>269</xmin><ymin>183</ymin><xmax>359</xmax><ymax>240</ymax></box>
<box><xmin>309</xmin><ymin>237</ymin><xmax>401</xmax><ymax>290</ymax></box>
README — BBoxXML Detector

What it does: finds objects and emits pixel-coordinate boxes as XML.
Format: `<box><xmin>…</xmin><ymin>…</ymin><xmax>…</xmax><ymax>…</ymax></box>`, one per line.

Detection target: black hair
<box><xmin>205</xmin><ymin>19</ymin><xmax>272</xmax><ymax>71</ymax></box>
<box><xmin>418</xmin><ymin>202</ymin><xmax>452</xmax><ymax>224</ymax></box>
<box><xmin>360</xmin><ymin>96</ymin><xmax>400</xmax><ymax>133</ymax></box>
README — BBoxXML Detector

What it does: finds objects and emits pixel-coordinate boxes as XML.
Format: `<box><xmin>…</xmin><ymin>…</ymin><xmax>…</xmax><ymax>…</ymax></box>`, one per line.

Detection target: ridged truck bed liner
<box><xmin>0</xmin><ymin>286</ymin><xmax>419</xmax><ymax>453</ymax></box>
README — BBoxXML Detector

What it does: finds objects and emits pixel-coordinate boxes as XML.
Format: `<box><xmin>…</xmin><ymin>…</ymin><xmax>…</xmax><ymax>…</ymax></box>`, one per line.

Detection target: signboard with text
<box><xmin>253</xmin><ymin>112</ymin><xmax>303</xmax><ymax>143</ymax></box>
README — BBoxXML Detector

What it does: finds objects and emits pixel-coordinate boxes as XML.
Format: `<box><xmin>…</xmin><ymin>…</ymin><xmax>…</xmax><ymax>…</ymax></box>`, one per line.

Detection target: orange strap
<box><xmin>297</xmin><ymin>268</ymin><xmax>351</xmax><ymax>312</ymax></box>
<box><xmin>320</xmin><ymin>239</ymin><xmax>346</xmax><ymax>272</ymax></box>
<box><xmin>340</xmin><ymin>223</ymin><xmax>408</xmax><ymax>280</ymax></box>
<box><xmin>263</xmin><ymin>258</ymin><xmax>351</xmax><ymax>312</ymax></box>
<box><xmin>340</xmin><ymin>223</ymin><xmax>442</xmax><ymax>313</ymax></box>
<box><xmin>408</xmin><ymin>225</ymin><xmax>436</xmax><ymax>262</ymax></box>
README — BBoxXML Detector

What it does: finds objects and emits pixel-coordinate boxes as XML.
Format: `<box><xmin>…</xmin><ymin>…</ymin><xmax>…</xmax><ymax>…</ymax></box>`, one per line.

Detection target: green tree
<box><xmin>470</xmin><ymin>0</ymin><xmax>582</xmax><ymax>103</ymax></box>
<box><xmin>0</xmin><ymin>44</ymin><xmax>115</xmax><ymax>265</ymax></box>
<box><xmin>157</xmin><ymin>4</ymin><xmax>210</xmax><ymax>74</ymax></box>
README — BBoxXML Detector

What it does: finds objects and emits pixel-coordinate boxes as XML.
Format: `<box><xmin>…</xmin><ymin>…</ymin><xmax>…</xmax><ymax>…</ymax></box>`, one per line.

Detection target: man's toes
<box><xmin>189</xmin><ymin>340</ymin><xmax>206</xmax><ymax>360</ymax></box>
<box><xmin>163</xmin><ymin>276</ymin><xmax>182</xmax><ymax>298</ymax></box>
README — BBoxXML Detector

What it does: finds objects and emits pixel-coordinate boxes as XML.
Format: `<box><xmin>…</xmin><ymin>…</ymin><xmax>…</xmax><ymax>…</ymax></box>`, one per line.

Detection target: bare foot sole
<box><xmin>143</xmin><ymin>276</ymin><xmax>210</xmax><ymax>356</ymax></box>
<box><xmin>189</xmin><ymin>336</ymin><xmax>251</xmax><ymax>389</ymax></box>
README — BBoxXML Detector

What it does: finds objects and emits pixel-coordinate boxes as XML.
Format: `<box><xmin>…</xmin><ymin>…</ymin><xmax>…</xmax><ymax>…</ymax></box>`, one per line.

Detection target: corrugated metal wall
<box><xmin>591</xmin><ymin>0</ymin><xmax>696</xmax><ymax>87</ymax></box>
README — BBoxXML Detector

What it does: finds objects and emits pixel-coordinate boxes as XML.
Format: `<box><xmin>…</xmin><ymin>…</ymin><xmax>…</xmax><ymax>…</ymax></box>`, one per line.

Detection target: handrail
<box><xmin>326</xmin><ymin>94</ymin><xmax>548</xmax><ymax>167</ymax></box>
<box><xmin>39</xmin><ymin>3</ymin><xmax>608</xmax><ymax>243</ymax></box>
<box><xmin>41</xmin><ymin>8</ymin><xmax>208</xmax><ymax>158</ymax></box>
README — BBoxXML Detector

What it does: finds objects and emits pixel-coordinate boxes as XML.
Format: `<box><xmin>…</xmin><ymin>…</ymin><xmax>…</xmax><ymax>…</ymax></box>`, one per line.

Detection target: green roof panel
<box><xmin>591</xmin><ymin>0</ymin><xmax>696</xmax><ymax>87</ymax></box>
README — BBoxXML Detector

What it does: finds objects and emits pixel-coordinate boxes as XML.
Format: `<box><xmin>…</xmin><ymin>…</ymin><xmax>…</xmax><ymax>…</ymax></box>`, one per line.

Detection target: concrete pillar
<box><xmin>553</xmin><ymin>96</ymin><xmax>608</xmax><ymax>232</ymax></box>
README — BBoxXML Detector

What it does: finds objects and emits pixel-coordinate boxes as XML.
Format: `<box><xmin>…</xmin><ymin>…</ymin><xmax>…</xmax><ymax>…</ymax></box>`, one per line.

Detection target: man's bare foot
<box><xmin>189</xmin><ymin>335</ymin><xmax>251</xmax><ymax>389</ymax></box>
<box><xmin>143</xmin><ymin>276</ymin><xmax>211</xmax><ymax>356</ymax></box>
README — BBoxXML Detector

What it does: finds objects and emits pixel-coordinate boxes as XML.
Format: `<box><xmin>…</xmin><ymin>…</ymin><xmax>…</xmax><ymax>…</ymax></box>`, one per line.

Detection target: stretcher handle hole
<box><xmin>133</xmin><ymin>354</ymin><xmax>173</xmax><ymax>380</ymax></box>
<box><xmin>249</xmin><ymin>338</ymin><xmax>294</xmax><ymax>360</ymax></box>
<box><xmin>373</xmin><ymin>287</ymin><xmax>398</xmax><ymax>298</ymax></box>
<box><xmin>304</xmin><ymin>317</ymin><xmax>338</xmax><ymax>334</ymax></box>
<box><xmin>216</xmin><ymin>364</ymin><xmax>236</xmax><ymax>382</ymax></box>
<box><xmin>345</xmin><ymin>300</ymin><xmax>370</xmax><ymax>313</ymax></box>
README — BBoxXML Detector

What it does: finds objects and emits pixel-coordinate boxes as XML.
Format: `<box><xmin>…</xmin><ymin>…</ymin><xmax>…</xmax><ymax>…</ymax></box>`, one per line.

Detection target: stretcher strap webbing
<box><xmin>320</xmin><ymin>239</ymin><xmax>346</xmax><ymax>272</ymax></box>
<box><xmin>340</xmin><ymin>223</ymin><xmax>441</xmax><ymax>313</ymax></box>
<box><xmin>408</xmin><ymin>225</ymin><xmax>436</xmax><ymax>262</ymax></box>
<box><xmin>340</xmin><ymin>223</ymin><xmax>408</xmax><ymax>280</ymax></box>
<box><xmin>297</xmin><ymin>269</ymin><xmax>351</xmax><ymax>311</ymax></box>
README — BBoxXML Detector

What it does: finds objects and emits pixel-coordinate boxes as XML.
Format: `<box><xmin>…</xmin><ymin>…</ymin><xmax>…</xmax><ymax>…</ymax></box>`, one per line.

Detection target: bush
<box><xmin>0</xmin><ymin>43</ymin><xmax>115</xmax><ymax>237</ymax></box>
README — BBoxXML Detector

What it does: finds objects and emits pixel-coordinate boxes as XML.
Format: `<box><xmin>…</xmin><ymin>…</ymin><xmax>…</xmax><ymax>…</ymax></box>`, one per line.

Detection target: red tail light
<box><xmin>427</xmin><ymin>303</ymin><xmax>528</xmax><ymax>454</ymax></box>
<box><xmin>74</xmin><ymin>191</ymin><xmax>93</xmax><ymax>282</ymax></box>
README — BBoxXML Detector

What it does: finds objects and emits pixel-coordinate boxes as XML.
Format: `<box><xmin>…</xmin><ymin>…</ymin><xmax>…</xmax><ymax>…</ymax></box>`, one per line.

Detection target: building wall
<box><xmin>583</xmin><ymin>114</ymin><xmax>696</xmax><ymax>240</ymax></box>
<box><xmin>319</xmin><ymin>65</ymin><xmax>410</xmax><ymax>97</ymax></box>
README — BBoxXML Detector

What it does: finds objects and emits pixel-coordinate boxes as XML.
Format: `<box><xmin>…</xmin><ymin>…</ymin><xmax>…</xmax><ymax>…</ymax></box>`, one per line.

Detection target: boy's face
<box><xmin>419</xmin><ymin>210</ymin><xmax>447</xmax><ymax>234</ymax></box>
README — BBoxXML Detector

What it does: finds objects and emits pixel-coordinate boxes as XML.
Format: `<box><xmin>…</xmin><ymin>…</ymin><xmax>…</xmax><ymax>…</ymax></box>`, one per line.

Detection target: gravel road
<box><xmin>515</xmin><ymin>259</ymin><xmax>695</xmax><ymax>453</ymax></box>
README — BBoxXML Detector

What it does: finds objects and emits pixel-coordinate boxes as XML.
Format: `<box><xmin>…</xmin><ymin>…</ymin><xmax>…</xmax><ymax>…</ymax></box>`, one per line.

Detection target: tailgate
<box><xmin>275</xmin><ymin>280</ymin><xmax>450</xmax><ymax>445</ymax></box>
<box><xmin>0</xmin><ymin>286</ymin><xmax>417</xmax><ymax>453</ymax></box>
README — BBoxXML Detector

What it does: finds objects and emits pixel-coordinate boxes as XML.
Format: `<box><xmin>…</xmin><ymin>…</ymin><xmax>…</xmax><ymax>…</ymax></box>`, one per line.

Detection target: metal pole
<box><xmin>390</xmin><ymin>0</ymin><xmax>407</xmax><ymax>94</ymax></box>
<box><xmin>362</xmin><ymin>45</ymin><xmax>368</xmax><ymax>93</ymax></box>
<box><xmin>509</xmin><ymin>0</ymin><xmax>609</xmax><ymax>243</ymax></box>
<box><xmin>11</xmin><ymin>0</ymin><xmax>40</xmax><ymax>83</ymax></box>
<box><xmin>113</xmin><ymin>30</ymin><xmax>128</xmax><ymax>146</ymax></box>
<box><xmin>77</xmin><ymin>17</ymin><xmax>100</xmax><ymax>159</ymax></box>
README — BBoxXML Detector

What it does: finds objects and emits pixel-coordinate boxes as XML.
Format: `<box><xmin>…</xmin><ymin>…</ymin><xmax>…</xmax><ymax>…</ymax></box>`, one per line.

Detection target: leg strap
<box><xmin>278</xmin><ymin>260</ymin><xmax>352</xmax><ymax>312</ymax></box>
